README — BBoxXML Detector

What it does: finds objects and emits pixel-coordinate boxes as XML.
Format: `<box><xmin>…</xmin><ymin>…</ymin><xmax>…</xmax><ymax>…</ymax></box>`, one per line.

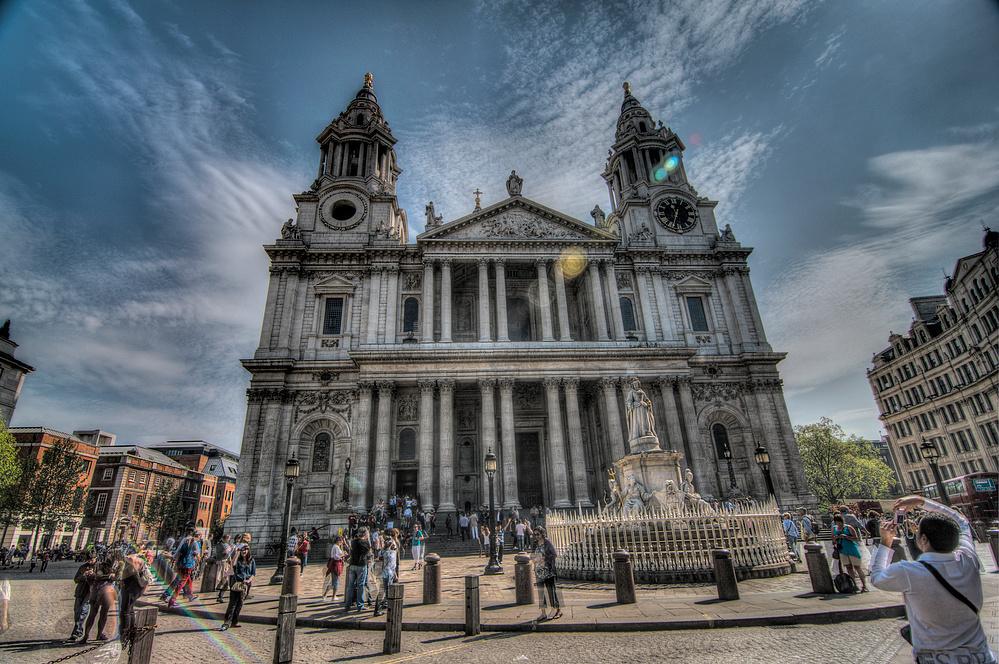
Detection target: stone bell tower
<box><xmin>601</xmin><ymin>82</ymin><xmax>720</xmax><ymax>248</ymax></box>
<box><xmin>290</xmin><ymin>73</ymin><xmax>407</xmax><ymax>249</ymax></box>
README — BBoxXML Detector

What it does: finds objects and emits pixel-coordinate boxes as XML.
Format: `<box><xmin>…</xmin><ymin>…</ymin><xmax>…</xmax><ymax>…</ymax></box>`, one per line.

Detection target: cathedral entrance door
<box><xmin>515</xmin><ymin>432</ymin><xmax>544</xmax><ymax>508</ymax></box>
<box><xmin>395</xmin><ymin>469</ymin><xmax>417</xmax><ymax>499</ymax></box>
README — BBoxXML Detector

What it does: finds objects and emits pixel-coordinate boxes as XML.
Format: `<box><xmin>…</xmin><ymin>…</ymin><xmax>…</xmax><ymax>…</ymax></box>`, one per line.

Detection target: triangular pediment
<box><xmin>314</xmin><ymin>274</ymin><xmax>358</xmax><ymax>293</ymax></box>
<box><xmin>673</xmin><ymin>275</ymin><xmax>712</xmax><ymax>294</ymax></box>
<box><xmin>418</xmin><ymin>197</ymin><xmax>616</xmax><ymax>244</ymax></box>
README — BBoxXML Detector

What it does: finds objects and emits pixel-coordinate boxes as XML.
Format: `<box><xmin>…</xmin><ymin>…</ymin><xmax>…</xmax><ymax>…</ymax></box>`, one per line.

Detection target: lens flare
<box><xmin>651</xmin><ymin>156</ymin><xmax>680</xmax><ymax>182</ymax></box>
<box><xmin>664</xmin><ymin>155</ymin><xmax>679</xmax><ymax>171</ymax></box>
<box><xmin>557</xmin><ymin>247</ymin><xmax>587</xmax><ymax>280</ymax></box>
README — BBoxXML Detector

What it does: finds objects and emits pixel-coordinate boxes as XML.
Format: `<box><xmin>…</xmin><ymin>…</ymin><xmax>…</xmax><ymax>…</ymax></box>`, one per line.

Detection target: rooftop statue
<box><xmin>506</xmin><ymin>170</ymin><xmax>523</xmax><ymax>196</ymax></box>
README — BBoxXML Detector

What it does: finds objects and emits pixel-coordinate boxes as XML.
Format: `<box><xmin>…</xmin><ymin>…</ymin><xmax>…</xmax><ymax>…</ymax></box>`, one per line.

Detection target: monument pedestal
<box><xmin>614</xmin><ymin>450</ymin><xmax>686</xmax><ymax>510</ymax></box>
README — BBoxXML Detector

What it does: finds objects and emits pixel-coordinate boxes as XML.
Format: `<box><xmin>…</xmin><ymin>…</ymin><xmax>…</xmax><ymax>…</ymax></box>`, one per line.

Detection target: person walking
<box><xmin>214</xmin><ymin>534</ymin><xmax>235</xmax><ymax>604</ymax></box>
<box><xmin>294</xmin><ymin>535</ymin><xmax>311</xmax><ymax>575</ymax></box>
<box><xmin>832</xmin><ymin>513</ymin><xmax>868</xmax><ymax>592</ymax></box>
<box><xmin>65</xmin><ymin>552</ymin><xmax>96</xmax><ymax>643</ymax></box>
<box><xmin>782</xmin><ymin>512</ymin><xmax>800</xmax><ymax>560</ymax></box>
<box><xmin>531</xmin><ymin>527</ymin><xmax>562</xmax><ymax>622</ymax></box>
<box><xmin>409</xmin><ymin>525</ymin><xmax>427</xmax><ymax>570</ymax></box>
<box><xmin>323</xmin><ymin>536</ymin><xmax>346</xmax><ymax>601</ymax></box>
<box><xmin>458</xmin><ymin>513</ymin><xmax>469</xmax><ymax>541</ymax></box>
<box><xmin>798</xmin><ymin>508</ymin><xmax>815</xmax><ymax>543</ymax></box>
<box><xmin>373</xmin><ymin>538</ymin><xmax>397</xmax><ymax>617</ymax></box>
<box><xmin>343</xmin><ymin>529</ymin><xmax>370</xmax><ymax>612</ymax></box>
<box><xmin>221</xmin><ymin>547</ymin><xmax>255</xmax><ymax>630</ymax></box>
<box><xmin>871</xmin><ymin>495</ymin><xmax>996</xmax><ymax>664</ymax></box>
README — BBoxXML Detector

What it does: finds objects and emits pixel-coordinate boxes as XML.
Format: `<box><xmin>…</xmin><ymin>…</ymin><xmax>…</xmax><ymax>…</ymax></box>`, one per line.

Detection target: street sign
<box><xmin>973</xmin><ymin>478</ymin><xmax>995</xmax><ymax>492</ymax></box>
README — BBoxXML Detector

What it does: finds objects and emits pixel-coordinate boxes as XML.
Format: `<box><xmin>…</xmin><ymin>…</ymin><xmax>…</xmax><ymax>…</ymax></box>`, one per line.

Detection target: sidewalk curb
<box><xmin>139</xmin><ymin>599</ymin><xmax>906</xmax><ymax>633</ymax></box>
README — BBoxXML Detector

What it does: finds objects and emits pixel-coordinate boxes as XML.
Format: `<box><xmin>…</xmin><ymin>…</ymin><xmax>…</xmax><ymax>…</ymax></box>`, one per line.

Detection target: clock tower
<box><xmin>601</xmin><ymin>82</ymin><xmax>719</xmax><ymax>248</ymax></box>
<box><xmin>289</xmin><ymin>73</ymin><xmax>408</xmax><ymax>249</ymax></box>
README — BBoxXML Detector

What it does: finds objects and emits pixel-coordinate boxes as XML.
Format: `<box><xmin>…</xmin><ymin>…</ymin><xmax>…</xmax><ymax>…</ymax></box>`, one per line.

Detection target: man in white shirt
<box><xmin>870</xmin><ymin>495</ymin><xmax>995</xmax><ymax>664</ymax></box>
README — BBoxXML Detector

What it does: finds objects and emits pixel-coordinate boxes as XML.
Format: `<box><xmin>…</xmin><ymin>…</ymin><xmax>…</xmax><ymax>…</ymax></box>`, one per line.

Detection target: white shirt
<box><xmin>869</xmin><ymin>500</ymin><xmax>995</xmax><ymax>664</ymax></box>
<box><xmin>329</xmin><ymin>543</ymin><xmax>344</xmax><ymax>561</ymax></box>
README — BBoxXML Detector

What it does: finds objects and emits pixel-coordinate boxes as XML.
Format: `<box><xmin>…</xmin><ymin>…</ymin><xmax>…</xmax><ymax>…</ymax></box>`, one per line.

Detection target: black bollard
<box><xmin>464</xmin><ymin>576</ymin><xmax>480</xmax><ymax>636</ymax></box>
<box><xmin>803</xmin><ymin>544</ymin><xmax>834</xmax><ymax>594</ymax></box>
<box><xmin>383</xmin><ymin>583</ymin><xmax>404</xmax><ymax>655</ymax></box>
<box><xmin>612</xmin><ymin>550</ymin><xmax>636</xmax><ymax>604</ymax></box>
<box><xmin>712</xmin><ymin>549</ymin><xmax>739</xmax><ymax>601</ymax></box>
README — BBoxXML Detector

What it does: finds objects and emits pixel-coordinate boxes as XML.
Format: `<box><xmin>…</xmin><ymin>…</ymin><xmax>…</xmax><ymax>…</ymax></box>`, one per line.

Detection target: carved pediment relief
<box><xmin>419</xmin><ymin>198</ymin><xmax>616</xmax><ymax>243</ymax></box>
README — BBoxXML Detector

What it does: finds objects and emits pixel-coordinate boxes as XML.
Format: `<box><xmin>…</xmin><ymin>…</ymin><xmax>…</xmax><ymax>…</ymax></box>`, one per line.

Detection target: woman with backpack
<box><xmin>832</xmin><ymin>513</ymin><xmax>869</xmax><ymax>592</ymax></box>
<box><xmin>221</xmin><ymin>547</ymin><xmax>255</xmax><ymax>630</ymax></box>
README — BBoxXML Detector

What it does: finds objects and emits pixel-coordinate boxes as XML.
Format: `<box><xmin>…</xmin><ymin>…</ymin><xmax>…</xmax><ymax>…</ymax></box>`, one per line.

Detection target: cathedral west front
<box><xmin>227</xmin><ymin>75</ymin><xmax>811</xmax><ymax>539</ymax></box>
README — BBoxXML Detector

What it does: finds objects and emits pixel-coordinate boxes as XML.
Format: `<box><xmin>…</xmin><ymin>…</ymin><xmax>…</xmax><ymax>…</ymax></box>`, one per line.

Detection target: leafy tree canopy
<box><xmin>795</xmin><ymin>417</ymin><xmax>899</xmax><ymax>508</ymax></box>
<box><xmin>0</xmin><ymin>419</ymin><xmax>19</xmax><ymax>491</ymax></box>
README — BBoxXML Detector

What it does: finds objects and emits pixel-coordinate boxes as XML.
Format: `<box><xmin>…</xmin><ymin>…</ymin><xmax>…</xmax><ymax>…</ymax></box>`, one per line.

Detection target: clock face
<box><xmin>319</xmin><ymin>191</ymin><xmax>367</xmax><ymax>230</ymax></box>
<box><xmin>653</xmin><ymin>196</ymin><xmax>697</xmax><ymax>233</ymax></box>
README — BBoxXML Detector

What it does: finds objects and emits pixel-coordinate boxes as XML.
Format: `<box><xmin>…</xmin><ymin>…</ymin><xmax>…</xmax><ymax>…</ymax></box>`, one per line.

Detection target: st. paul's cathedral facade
<box><xmin>228</xmin><ymin>75</ymin><xmax>811</xmax><ymax>539</ymax></box>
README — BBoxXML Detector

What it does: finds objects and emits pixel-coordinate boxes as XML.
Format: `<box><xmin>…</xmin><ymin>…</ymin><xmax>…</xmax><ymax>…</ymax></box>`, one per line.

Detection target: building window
<box><xmin>135</xmin><ymin>495</ymin><xmax>143</xmax><ymax>515</ymax></box>
<box><xmin>95</xmin><ymin>493</ymin><xmax>108</xmax><ymax>516</ymax></box>
<box><xmin>122</xmin><ymin>493</ymin><xmax>131</xmax><ymax>515</ymax></box>
<box><xmin>322</xmin><ymin>297</ymin><xmax>344</xmax><ymax>335</ymax></box>
<box><xmin>102</xmin><ymin>468</ymin><xmax>113</xmax><ymax>482</ymax></box>
<box><xmin>138</xmin><ymin>472</ymin><xmax>146</xmax><ymax>485</ymax></box>
<box><xmin>686</xmin><ymin>297</ymin><xmax>709</xmax><ymax>332</ymax></box>
<box><xmin>399</xmin><ymin>428</ymin><xmax>417</xmax><ymax>460</ymax></box>
<box><xmin>403</xmin><ymin>297</ymin><xmax>419</xmax><ymax>333</ymax></box>
<box><xmin>128</xmin><ymin>470</ymin><xmax>136</xmax><ymax>483</ymax></box>
<box><xmin>312</xmin><ymin>433</ymin><xmax>330</xmax><ymax>472</ymax></box>
<box><xmin>620</xmin><ymin>297</ymin><xmax>637</xmax><ymax>331</ymax></box>
<box><xmin>711</xmin><ymin>423</ymin><xmax>731</xmax><ymax>459</ymax></box>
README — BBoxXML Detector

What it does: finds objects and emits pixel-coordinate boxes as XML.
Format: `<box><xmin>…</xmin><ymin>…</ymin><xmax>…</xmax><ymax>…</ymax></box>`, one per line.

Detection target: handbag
<box><xmin>900</xmin><ymin>561</ymin><xmax>980</xmax><ymax>645</ymax></box>
<box><xmin>230</xmin><ymin>578</ymin><xmax>247</xmax><ymax>594</ymax></box>
<box><xmin>833</xmin><ymin>560</ymin><xmax>857</xmax><ymax>594</ymax></box>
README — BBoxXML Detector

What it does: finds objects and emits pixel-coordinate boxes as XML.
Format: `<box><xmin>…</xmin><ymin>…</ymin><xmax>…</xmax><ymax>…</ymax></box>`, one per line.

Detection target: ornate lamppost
<box><xmin>754</xmin><ymin>444</ymin><xmax>776</xmax><ymax>502</ymax></box>
<box><xmin>919</xmin><ymin>438</ymin><xmax>952</xmax><ymax>506</ymax></box>
<box><xmin>483</xmin><ymin>448</ymin><xmax>503</xmax><ymax>575</ymax></box>
<box><xmin>269</xmin><ymin>454</ymin><xmax>300</xmax><ymax>585</ymax></box>
<box><xmin>720</xmin><ymin>443</ymin><xmax>737</xmax><ymax>489</ymax></box>
<box><xmin>342</xmin><ymin>456</ymin><xmax>352</xmax><ymax>504</ymax></box>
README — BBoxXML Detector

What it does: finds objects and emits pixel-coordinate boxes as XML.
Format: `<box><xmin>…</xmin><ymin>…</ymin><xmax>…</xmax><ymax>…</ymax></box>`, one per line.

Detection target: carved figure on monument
<box><xmin>662</xmin><ymin>480</ymin><xmax>683</xmax><ymax>510</ymax></box>
<box><xmin>626</xmin><ymin>378</ymin><xmax>661</xmax><ymax>453</ymax></box>
<box><xmin>590</xmin><ymin>204</ymin><xmax>607</xmax><ymax>228</ymax></box>
<box><xmin>505</xmin><ymin>170</ymin><xmax>523</xmax><ymax>196</ymax></box>
<box><xmin>720</xmin><ymin>224</ymin><xmax>735</xmax><ymax>242</ymax></box>
<box><xmin>281</xmin><ymin>218</ymin><xmax>300</xmax><ymax>240</ymax></box>
<box><xmin>604</xmin><ymin>476</ymin><xmax>624</xmax><ymax>511</ymax></box>
<box><xmin>680</xmin><ymin>467</ymin><xmax>696</xmax><ymax>495</ymax></box>
<box><xmin>425</xmin><ymin>201</ymin><xmax>442</xmax><ymax>229</ymax></box>
<box><xmin>622</xmin><ymin>473</ymin><xmax>652</xmax><ymax>515</ymax></box>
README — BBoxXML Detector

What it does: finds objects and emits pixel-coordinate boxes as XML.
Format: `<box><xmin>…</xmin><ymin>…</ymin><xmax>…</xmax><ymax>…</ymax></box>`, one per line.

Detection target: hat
<box><xmin>241</xmin><ymin>533</ymin><xmax>251</xmax><ymax>542</ymax></box>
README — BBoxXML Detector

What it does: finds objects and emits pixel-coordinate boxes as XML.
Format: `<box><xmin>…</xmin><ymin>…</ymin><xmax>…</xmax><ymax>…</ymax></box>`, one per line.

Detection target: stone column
<box><xmin>494</xmin><ymin>259</ymin><xmax>509</xmax><ymax>342</ymax></box>
<box><xmin>422</xmin><ymin>259</ymin><xmax>435</xmax><ymax>342</ymax></box>
<box><xmin>718</xmin><ymin>267</ymin><xmax>744</xmax><ymax>353</ymax></box>
<box><xmin>599</xmin><ymin>378</ymin><xmax>626</xmax><ymax>462</ymax></box>
<box><xmin>604</xmin><ymin>260</ymin><xmax>625</xmax><ymax>340</ymax></box>
<box><xmin>437</xmin><ymin>379</ymin><xmax>456</xmax><ymax>512</ymax></box>
<box><xmin>654</xmin><ymin>378</ymin><xmax>687</xmax><ymax>457</ymax></box>
<box><xmin>351</xmin><ymin>381</ymin><xmax>375</xmax><ymax>510</ymax></box>
<box><xmin>536</xmin><ymin>259</ymin><xmax>555</xmax><ymax>341</ymax></box>
<box><xmin>418</xmin><ymin>380</ymin><xmax>436</xmax><ymax>509</ymax></box>
<box><xmin>588</xmin><ymin>263</ymin><xmax>610</xmax><ymax>340</ymax></box>
<box><xmin>366</xmin><ymin>268</ymin><xmax>382</xmax><ymax>345</ymax></box>
<box><xmin>277</xmin><ymin>268</ymin><xmax>299</xmax><ymax>352</ymax></box>
<box><xmin>635</xmin><ymin>267</ymin><xmax>658</xmax><ymax>342</ymax></box>
<box><xmin>373</xmin><ymin>381</ymin><xmax>395</xmax><ymax>501</ymax></box>
<box><xmin>651</xmin><ymin>269</ymin><xmax>677</xmax><ymax>341</ymax></box>
<box><xmin>544</xmin><ymin>377</ymin><xmax>572</xmax><ymax>507</ymax></box>
<box><xmin>676</xmin><ymin>376</ymin><xmax>711</xmax><ymax>495</ymax></box>
<box><xmin>258</xmin><ymin>268</ymin><xmax>283</xmax><ymax>351</ymax></box>
<box><xmin>478</xmin><ymin>258</ymin><xmax>491</xmax><ymax>342</ymax></box>
<box><xmin>440</xmin><ymin>259</ymin><xmax>453</xmax><ymax>343</ymax></box>
<box><xmin>479</xmin><ymin>378</ymin><xmax>498</xmax><ymax>474</ymax></box>
<box><xmin>384</xmin><ymin>266</ymin><xmax>399</xmax><ymax>344</ymax></box>
<box><xmin>563</xmin><ymin>377</ymin><xmax>592</xmax><ymax>506</ymax></box>
<box><xmin>553</xmin><ymin>259</ymin><xmax>572</xmax><ymax>341</ymax></box>
<box><xmin>739</xmin><ymin>267</ymin><xmax>770</xmax><ymax>350</ymax></box>
<box><xmin>498</xmin><ymin>378</ymin><xmax>518</xmax><ymax>508</ymax></box>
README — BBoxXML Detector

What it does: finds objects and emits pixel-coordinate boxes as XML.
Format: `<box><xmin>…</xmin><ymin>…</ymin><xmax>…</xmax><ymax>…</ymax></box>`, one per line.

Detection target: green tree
<box><xmin>0</xmin><ymin>419</ymin><xmax>19</xmax><ymax>491</ymax></box>
<box><xmin>796</xmin><ymin>417</ymin><xmax>899</xmax><ymax>508</ymax></box>
<box><xmin>141</xmin><ymin>482</ymin><xmax>189</xmax><ymax>543</ymax></box>
<box><xmin>13</xmin><ymin>437</ymin><xmax>89</xmax><ymax>552</ymax></box>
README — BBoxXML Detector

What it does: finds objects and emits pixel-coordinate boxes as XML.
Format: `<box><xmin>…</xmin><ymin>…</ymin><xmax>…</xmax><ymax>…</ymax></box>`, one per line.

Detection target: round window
<box><xmin>331</xmin><ymin>201</ymin><xmax>356</xmax><ymax>221</ymax></box>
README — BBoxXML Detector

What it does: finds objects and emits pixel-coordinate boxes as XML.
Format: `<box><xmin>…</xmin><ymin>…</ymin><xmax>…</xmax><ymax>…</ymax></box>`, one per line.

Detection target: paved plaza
<box><xmin>0</xmin><ymin>544</ymin><xmax>995</xmax><ymax>663</ymax></box>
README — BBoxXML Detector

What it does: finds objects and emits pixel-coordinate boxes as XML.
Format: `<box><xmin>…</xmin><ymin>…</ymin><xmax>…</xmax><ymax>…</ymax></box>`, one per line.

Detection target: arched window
<box><xmin>620</xmin><ymin>297</ymin><xmax>637</xmax><ymax>331</ymax></box>
<box><xmin>403</xmin><ymin>297</ymin><xmax>419</xmax><ymax>333</ymax></box>
<box><xmin>312</xmin><ymin>433</ymin><xmax>330</xmax><ymax>472</ymax></box>
<box><xmin>398</xmin><ymin>428</ymin><xmax>416</xmax><ymax>460</ymax></box>
<box><xmin>712</xmin><ymin>423</ymin><xmax>731</xmax><ymax>459</ymax></box>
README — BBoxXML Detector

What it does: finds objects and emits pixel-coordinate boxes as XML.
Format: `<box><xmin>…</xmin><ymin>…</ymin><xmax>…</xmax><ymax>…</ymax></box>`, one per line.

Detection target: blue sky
<box><xmin>1</xmin><ymin>0</ymin><xmax>997</xmax><ymax>453</ymax></box>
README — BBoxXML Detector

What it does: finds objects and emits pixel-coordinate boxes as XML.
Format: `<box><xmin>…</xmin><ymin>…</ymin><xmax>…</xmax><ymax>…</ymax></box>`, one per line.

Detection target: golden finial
<box><xmin>364</xmin><ymin>72</ymin><xmax>373</xmax><ymax>89</ymax></box>
<box><xmin>473</xmin><ymin>188</ymin><xmax>482</xmax><ymax>211</ymax></box>
<box><xmin>623</xmin><ymin>81</ymin><xmax>631</xmax><ymax>96</ymax></box>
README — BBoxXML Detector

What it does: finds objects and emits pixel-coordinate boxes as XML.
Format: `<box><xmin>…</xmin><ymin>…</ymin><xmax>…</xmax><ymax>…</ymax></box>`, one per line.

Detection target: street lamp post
<box><xmin>919</xmin><ymin>438</ymin><xmax>952</xmax><ymax>506</ymax></box>
<box><xmin>342</xmin><ymin>456</ymin><xmax>352</xmax><ymax>504</ymax></box>
<box><xmin>269</xmin><ymin>454</ymin><xmax>300</xmax><ymax>585</ymax></box>
<box><xmin>483</xmin><ymin>448</ymin><xmax>503</xmax><ymax>575</ymax></box>
<box><xmin>720</xmin><ymin>444</ymin><xmax>737</xmax><ymax>489</ymax></box>
<box><xmin>754</xmin><ymin>444</ymin><xmax>776</xmax><ymax>502</ymax></box>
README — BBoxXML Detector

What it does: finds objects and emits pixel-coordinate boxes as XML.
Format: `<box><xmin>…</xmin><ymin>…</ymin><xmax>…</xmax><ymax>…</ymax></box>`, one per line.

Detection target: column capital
<box><xmin>562</xmin><ymin>376</ymin><xmax>580</xmax><ymax>392</ymax></box>
<box><xmin>497</xmin><ymin>377</ymin><xmax>515</xmax><ymax>392</ymax></box>
<box><xmin>543</xmin><ymin>376</ymin><xmax>561</xmax><ymax>391</ymax></box>
<box><xmin>440</xmin><ymin>257</ymin><xmax>453</xmax><ymax>267</ymax></box>
<box><xmin>598</xmin><ymin>376</ymin><xmax>618</xmax><ymax>391</ymax></box>
<box><xmin>438</xmin><ymin>378</ymin><xmax>456</xmax><ymax>394</ymax></box>
<box><xmin>653</xmin><ymin>376</ymin><xmax>674</xmax><ymax>391</ymax></box>
<box><xmin>384</xmin><ymin>264</ymin><xmax>399</xmax><ymax>274</ymax></box>
<box><xmin>477</xmin><ymin>256</ymin><xmax>490</xmax><ymax>267</ymax></box>
<box><xmin>675</xmin><ymin>375</ymin><xmax>693</xmax><ymax>387</ymax></box>
<box><xmin>357</xmin><ymin>380</ymin><xmax>376</xmax><ymax>394</ymax></box>
<box><xmin>417</xmin><ymin>379</ymin><xmax>436</xmax><ymax>392</ymax></box>
<box><xmin>478</xmin><ymin>377</ymin><xmax>497</xmax><ymax>391</ymax></box>
<box><xmin>376</xmin><ymin>380</ymin><xmax>396</xmax><ymax>394</ymax></box>
<box><xmin>494</xmin><ymin>257</ymin><xmax>506</xmax><ymax>267</ymax></box>
<box><xmin>422</xmin><ymin>257</ymin><xmax>435</xmax><ymax>268</ymax></box>
<box><xmin>535</xmin><ymin>257</ymin><xmax>552</xmax><ymax>268</ymax></box>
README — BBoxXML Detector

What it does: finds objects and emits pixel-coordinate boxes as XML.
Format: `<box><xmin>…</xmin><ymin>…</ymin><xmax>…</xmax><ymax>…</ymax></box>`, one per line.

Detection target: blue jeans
<box><xmin>343</xmin><ymin>564</ymin><xmax>367</xmax><ymax>610</ymax></box>
<box><xmin>71</xmin><ymin>594</ymin><xmax>90</xmax><ymax>638</ymax></box>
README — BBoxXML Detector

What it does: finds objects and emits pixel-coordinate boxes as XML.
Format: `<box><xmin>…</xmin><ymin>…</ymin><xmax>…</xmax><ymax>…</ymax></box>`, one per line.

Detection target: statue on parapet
<box><xmin>425</xmin><ymin>201</ymin><xmax>442</xmax><ymax>229</ymax></box>
<box><xmin>591</xmin><ymin>204</ymin><xmax>607</xmax><ymax>229</ymax></box>
<box><xmin>506</xmin><ymin>170</ymin><xmax>523</xmax><ymax>196</ymax></box>
<box><xmin>626</xmin><ymin>378</ymin><xmax>661</xmax><ymax>453</ymax></box>
<box><xmin>281</xmin><ymin>218</ymin><xmax>300</xmax><ymax>240</ymax></box>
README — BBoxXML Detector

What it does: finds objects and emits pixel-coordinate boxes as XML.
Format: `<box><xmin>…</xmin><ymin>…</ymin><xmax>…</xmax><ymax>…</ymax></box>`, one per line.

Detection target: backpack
<box><xmin>833</xmin><ymin>560</ymin><xmax>857</xmax><ymax>594</ymax></box>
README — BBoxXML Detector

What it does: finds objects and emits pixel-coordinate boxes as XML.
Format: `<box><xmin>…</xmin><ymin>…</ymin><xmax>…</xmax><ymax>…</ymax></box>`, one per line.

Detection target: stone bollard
<box><xmin>200</xmin><ymin>560</ymin><xmax>218</xmax><ymax>593</ymax></box>
<box><xmin>272</xmin><ymin>594</ymin><xmax>297</xmax><ymax>664</ymax></box>
<box><xmin>128</xmin><ymin>605</ymin><xmax>158</xmax><ymax>664</ymax></box>
<box><xmin>423</xmin><ymin>553</ymin><xmax>442</xmax><ymax>604</ymax></box>
<box><xmin>711</xmin><ymin>549</ymin><xmax>739</xmax><ymax>601</ymax></box>
<box><xmin>513</xmin><ymin>553</ymin><xmax>536</xmax><ymax>605</ymax></box>
<box><xmin>464</xmin><ymin>576</ymin><xmax>480</xmax><ymax>636</ymax></box>
<box><xmin>383</xmin><ymin>583</ymin><xmax>404</xmax><ymax>655</ymax></box>
<box><xmin>803</xmin><ymin>544</ymin><xmax>835</xmax><ymax>594</ymax></box>
<box><xmin>280</xmin><ymin>557</ymin><xmax>300</xmax><ymax>597</ymax></box>
<box><xmin>988</xmin><ymin>530</ymin><xmax>999</xmax><ymax>570</ymax></box>
<box><xmin>612</xmin><ymin>550</ymin><xmax>636</xmax><ymax>604</ymax></box>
